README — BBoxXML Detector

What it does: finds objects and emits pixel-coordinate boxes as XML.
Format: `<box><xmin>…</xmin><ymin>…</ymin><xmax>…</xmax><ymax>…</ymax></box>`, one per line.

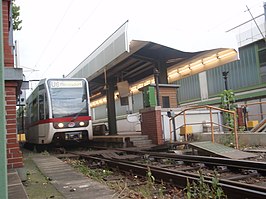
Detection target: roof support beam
<box><xmin>106</xmin><ymin>80</ymin><xmax>117</xmax><ymax>135</ymax></box>
<box><xmin>157</xmin><ymin>60</ymin><xmax>168</xmax><ymax>84</ymax></box>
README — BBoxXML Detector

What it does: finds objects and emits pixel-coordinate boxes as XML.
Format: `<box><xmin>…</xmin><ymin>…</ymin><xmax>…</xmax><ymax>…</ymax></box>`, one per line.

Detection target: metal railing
<box><xmin>169</xmin><ymin>105</ymin><xmax>239</xmax><ymax>149</ymax></box>
<box><xmin>241</xmin><ymin>101</ymin><xmax>266</xmax><ymax>125</ymax></box>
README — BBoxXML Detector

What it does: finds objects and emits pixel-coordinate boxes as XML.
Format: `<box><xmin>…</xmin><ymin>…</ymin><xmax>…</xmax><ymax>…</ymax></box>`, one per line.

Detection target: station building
<box><xmin>67</xmin><ymin>9</ymin><xmax>266</xmax><ymax>144</ymax></box>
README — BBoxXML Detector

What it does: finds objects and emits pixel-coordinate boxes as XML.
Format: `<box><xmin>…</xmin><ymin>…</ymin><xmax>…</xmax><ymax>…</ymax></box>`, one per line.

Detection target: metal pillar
<box><xmin>106</xmin><ymin>81</ymin><xmax>117</xmax><ymax>135</ymax></box>
<box><xmin>157</xmin><ymin>61</ymin><xmax>168</xmax><ymax>84</ymax></box>
<box><xmin>153</xmin><ymin>68</ymin><xmax>160</xmax><ymax>106</ymax></box>
<box><xmin>0</xmin><ymin>1</ymin><xmax>8</xmax><ymax>198</ymax></box>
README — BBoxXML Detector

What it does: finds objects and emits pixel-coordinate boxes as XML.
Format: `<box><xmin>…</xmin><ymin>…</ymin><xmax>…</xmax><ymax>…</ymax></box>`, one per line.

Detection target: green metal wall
<box><xmin>176</xmin><ymin>74</ymin><xmax>201</xmax><ymax>102</ymax></box>
<box><xmin>175</xmin><ymin>43</ymin><xmax>261</xmax><ymax>103</ymax></box>
<box><xmin>207</xmin><ymin>45</ymin><xmax>259</xmax><ymax>96</ymax></box>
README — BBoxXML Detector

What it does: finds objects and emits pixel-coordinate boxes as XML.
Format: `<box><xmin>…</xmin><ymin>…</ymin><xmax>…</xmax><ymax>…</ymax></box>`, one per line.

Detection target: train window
<box><xmin>31</xmin><ymin>98</ymin><xmax>38</xmax><ymax>123</ymax></box>
<box><xmin>39</xmin><ymin>94</ymin><xmax>45</xmax><ymax>120</ymax></box>
<box><xmin>48</xmin><ymin>80</ymin><xmax>88</xmax><ymax>118</ymax></box>
<box><xmin>45</xmin><ymin>93</ymin><xmax>49</xmax><ymax>119</ymax></box>
<box><xmin>28</xmin><ymin>102</ymin><xmax>33</xmax><ymax>123</ymax></box>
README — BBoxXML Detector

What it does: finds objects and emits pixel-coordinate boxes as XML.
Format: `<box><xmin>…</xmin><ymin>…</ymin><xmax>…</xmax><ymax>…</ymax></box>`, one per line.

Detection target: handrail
<box><xmin>240</xmin><ymin>101</ymin><xmax>266</xmax><ymax>130</ymax></box>
<box><xmin>169</xmin><ymin>105</ymin><xmax>238</xmax><ymax>149</ymax></box>
<box><xmin>240</xmin><ymin>101</ymin><xmax>266</xmax><ymax>107</ymax></box>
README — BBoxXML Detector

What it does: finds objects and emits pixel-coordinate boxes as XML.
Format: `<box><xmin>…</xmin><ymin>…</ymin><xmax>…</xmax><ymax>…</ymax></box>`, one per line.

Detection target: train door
<box><xmin>38</xmin><ymin>90</ymin><xmax>49</xmax><ymax>140</ymax></box>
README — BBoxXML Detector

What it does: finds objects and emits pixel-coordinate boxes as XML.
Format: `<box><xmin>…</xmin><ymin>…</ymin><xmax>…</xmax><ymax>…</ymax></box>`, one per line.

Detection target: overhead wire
<box><xmin>41</xmin><ymin>0</ymin><xmax>105</xmax><ymax>79</ymax></box>
<box><xmin>30</xmin><ymin>0</ymin><xmax>74</xmax><ymax>77</ymax></box>
<box><xmin>207</xmin><ymin>2</ymin><xmax>263</xmax><ymax>32</ymax></box>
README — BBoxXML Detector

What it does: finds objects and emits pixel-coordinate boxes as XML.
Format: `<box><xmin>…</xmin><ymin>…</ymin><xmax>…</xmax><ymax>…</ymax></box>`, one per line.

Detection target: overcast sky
<box><xmin>14</xmin><ymin>0</ymin><xmax>265</xmax><ymax>84</ymax></box>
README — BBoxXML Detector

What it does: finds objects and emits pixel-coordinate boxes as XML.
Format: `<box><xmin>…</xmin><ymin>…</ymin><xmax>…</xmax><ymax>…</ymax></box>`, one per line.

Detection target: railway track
<box><xmin>63</xmin><ymin>148</ymin><xmax>266</xmax><ymax>199</ymax></box>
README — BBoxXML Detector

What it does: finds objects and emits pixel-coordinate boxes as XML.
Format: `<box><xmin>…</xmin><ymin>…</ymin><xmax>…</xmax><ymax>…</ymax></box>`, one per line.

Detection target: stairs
<box><xmin>117</xmin><ymin>132</ymin><xmax>155</xmax><ymax>148</ymax></box>
<box><xmin>129</xmin><ymin>134</ymin><xmax>155</xmax><ymax>148</ymax></box>
<box><xmin>250</xmin><ymin>118</ymin><xmax>266</xmax><ymax>132</ymax></box>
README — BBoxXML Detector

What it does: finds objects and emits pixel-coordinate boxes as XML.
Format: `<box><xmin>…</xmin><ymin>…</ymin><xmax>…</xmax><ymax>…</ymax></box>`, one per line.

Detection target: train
<box><xmin>21</xmin><ymin>78</ymin><xmax>93</xmax><ymax>151</ymax></box>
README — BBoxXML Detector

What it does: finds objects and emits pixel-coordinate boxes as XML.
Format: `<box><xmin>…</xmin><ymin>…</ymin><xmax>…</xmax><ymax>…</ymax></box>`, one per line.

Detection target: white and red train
<box><xmin>23</xmin><ymin>78</ymin><xmax>93</xmax><ymax>150</ymax></box>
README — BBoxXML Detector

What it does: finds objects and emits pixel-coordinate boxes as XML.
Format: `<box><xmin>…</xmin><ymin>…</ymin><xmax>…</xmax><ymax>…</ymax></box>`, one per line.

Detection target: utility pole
<box><xmin>222</xmin><ymin>71</ymin><xmax>229</xmax><ymax>90</ymax></box>
<box><xmin>246</xmin><ymin>5</ymin><xmax>266</xmax><ymax>42</ymax></box>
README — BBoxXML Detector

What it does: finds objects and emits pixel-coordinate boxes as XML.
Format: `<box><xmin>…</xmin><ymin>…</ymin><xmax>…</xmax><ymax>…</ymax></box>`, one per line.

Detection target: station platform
<box><xmin>8</xmin><ymin>169</ymin><xmax>28</xmax><ymax>199</ymax></box>
<box><xmin>31</xmin><ymin>155</ymin><xmax>117</xmax><ymax>199</ymax></box>
<box><xmin>8</xmin><ymin>155</ymin><xmax>117</xmax><ymax>199</ymax></box>
<box><xmin>92</xmin><ymin>132</ymin><xmax>154</xmax><ymax>148</ymax></box>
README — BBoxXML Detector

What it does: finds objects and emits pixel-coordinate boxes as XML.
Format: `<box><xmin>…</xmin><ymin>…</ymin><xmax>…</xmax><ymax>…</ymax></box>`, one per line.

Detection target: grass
<box><xmin>65</xmin><ymin>158</ymin><xmax>183</xmax><ymax>198</ymax></box>
<box><xmin>22</xmin><ymin>150</ymin><xmax>64</xmax><ymax>199</ymax></box>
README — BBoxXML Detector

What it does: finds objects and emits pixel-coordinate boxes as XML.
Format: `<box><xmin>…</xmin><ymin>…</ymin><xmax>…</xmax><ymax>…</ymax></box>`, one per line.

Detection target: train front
<box><xmin>47</xmin><ymin>79</ymin><xmax>92</xmax><ymax>146</ymax></box>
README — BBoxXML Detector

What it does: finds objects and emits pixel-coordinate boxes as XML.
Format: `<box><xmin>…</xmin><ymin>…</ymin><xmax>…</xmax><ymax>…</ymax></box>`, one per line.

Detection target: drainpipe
<box><xmin>0</xmin><ymin>1</ymin><xmax>8</xmax><ymax>199</ymax></box>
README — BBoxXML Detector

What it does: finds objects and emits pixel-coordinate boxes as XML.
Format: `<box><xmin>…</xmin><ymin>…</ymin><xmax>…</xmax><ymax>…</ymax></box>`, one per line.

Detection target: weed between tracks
<box><xmin>64</xmin><ymin>158</ymin><xmax>227</xmax><ymax>199</ymax></box>
<box><xmin>185</xmin><ymin>170</ymin><xmax>227</xmax><ymax>199</ymax></box>
<box><xmin>64</xmin><ymin>158</ymin><xmax>184</xmax><ymax>198</ymax></box>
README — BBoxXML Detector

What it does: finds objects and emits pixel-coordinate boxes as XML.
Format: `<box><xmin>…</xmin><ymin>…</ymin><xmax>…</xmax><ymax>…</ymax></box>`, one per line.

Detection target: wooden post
<box><xmin>169</xmin><ymin>118</ymin><xmax>172</xmax><ymax>143</ymax></box>
<box><xmin>210</xmin><ymin>108</ymin><xmax>214</xmax><ymax>143</ymax></box>
<box><xmin>234</xmin><ymin>112</ymin><xmax>239</xmax><ymax>149</ymax></box>
<box><xmin>183</xmin><ymin>111</ymin><xmax>187</xmax><ymax>141</ymax></box>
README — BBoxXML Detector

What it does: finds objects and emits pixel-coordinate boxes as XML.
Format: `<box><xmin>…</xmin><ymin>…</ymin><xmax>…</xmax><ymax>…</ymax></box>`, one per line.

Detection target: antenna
<box><xmin>245</xmin><ymin>5</ymin><xmax>266</xmax><ymax>42</ymax></box>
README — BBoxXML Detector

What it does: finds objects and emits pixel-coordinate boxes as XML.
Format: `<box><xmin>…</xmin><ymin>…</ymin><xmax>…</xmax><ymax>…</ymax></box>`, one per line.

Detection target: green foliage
<box><xmin>137</xmin><ymin>167</ymin><xmax>159</xmax><ymax>198</ymax></box>
<box><xmin>220</xmin><ymin>90</ymin><xmax>237</xmax><ymax>129</ymax></box>
<box><xmin>219</xmin><ymin>133</ymin><xmax>235</xmax><ymax>147</ymax></box>
<box><xmin>184</xmin><ymin>170</ymin><xmax>227</xmax><ymax>199</ymax></box>
<box><xmin>41</xmin><ymin>150</ymin><xmax>50</xmax><ymax>156</ymax></box>
<box><xmin>158</xmin><ymin>180</ymin><xmax>166</xmax><ymax>198</ymax></box>
<box><xmin>146</xmin><ymin>166</ymin><xmax>155</xmax><ymax>187</ymax></box>
<box><xmin>220</xmin><ymin>90</ymin><xmax>236</xmax><ymax>110</ymax></box>
<box><xmin>12</xmin><ymin>0</ymin><xmax>22</xmax><ymax>31</ymax></box>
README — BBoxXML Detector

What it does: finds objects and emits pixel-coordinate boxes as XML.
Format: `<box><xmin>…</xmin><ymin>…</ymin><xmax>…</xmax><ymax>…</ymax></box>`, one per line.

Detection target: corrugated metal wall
<box><xmin>176</xmin><ymin>74</ymin><xmax>201</xmax><ymax>102</ymax></box>
<box><xmin>175</xmin><ymin>43</ymin><xmax>260</xmax><ymax>103</ymax></box>
<box><xmin>207</xmin><ymin>45</ymin><xmax>259</xmax><ymax>96</ymax></box>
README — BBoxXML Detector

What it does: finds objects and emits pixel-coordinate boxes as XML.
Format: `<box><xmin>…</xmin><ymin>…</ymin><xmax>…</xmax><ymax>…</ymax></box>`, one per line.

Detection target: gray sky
<box><xmin>14</xmin><ymin>0</ymin><xmax>264</xmax><ymax>83</ymax></box>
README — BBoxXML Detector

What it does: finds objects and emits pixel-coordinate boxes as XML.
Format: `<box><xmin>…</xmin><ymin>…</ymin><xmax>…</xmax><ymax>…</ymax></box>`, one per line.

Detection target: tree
<box><xmin>12</xmin><ymin>0</ymin><xmax>22</xmax><ymax>31</ymax></box>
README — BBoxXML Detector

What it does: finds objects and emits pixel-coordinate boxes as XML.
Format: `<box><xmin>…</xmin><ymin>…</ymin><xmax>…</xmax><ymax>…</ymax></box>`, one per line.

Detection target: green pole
<box><xmin>0</xmin><ymin>1</ymin><xmax>8</xmax><ymax>198</ymax></box>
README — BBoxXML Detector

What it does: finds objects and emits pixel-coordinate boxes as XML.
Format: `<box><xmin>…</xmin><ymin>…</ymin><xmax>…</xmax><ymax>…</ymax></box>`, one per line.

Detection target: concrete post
<box><xmin>0</xmin><ymin>1</ymin><xmax>8</xmax><ymax>198</ymax></box>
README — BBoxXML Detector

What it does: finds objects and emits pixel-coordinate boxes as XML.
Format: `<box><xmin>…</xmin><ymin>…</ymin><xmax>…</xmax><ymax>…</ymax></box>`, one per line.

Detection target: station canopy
<box><xmin>67</xmin><ymin>22</ymin><xmax>238</xmax><ymax>101</ymax></box>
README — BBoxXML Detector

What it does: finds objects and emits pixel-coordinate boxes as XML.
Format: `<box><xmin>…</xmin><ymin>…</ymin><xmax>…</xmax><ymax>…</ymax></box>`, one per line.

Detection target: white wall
<box><xmin>161</xmin><ymin>108</ymin><xmax>222</xmax><ymax>142</ymax></box>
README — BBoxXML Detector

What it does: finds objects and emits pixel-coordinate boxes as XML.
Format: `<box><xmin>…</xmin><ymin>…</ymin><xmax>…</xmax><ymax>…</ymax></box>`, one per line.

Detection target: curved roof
<box><xmin>67</xmin><ymin>22</ymin><xmax>237</xmax><ymax>99</ymax></box>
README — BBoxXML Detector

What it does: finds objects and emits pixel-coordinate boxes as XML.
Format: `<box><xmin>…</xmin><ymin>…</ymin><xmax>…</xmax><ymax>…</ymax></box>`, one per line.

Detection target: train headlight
<box><xmin>58</xmin><ymin>123</ymin><xmax>64</xmax><ymax>128</ymax></box>
<box><xmin>79</xmin><ymin>121</ymin><xmax>85</xmax><ymax>126</ymax></box>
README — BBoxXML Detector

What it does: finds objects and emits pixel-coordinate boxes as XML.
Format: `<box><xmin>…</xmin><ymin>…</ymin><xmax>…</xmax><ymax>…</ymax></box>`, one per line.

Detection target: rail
<box><xmin>169</xmin><ymin>105</ymin><xmax>239</xmax><ymax>149</ymax></box>
<box><xmin>240</xmin><ymin>101</ymin><xmax>266</xmax><ymax>130</ymax></box>
<box><xmin>74</xmin><ymin>151</ymin><xmax>266</xmax><ymax>199</ymax></box>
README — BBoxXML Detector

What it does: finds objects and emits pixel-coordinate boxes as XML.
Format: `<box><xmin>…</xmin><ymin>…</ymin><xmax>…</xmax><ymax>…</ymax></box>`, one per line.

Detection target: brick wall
<box><xmin>2</xmin><ymin>0</ymin><xmax>23</xmax><ymax>168</ymax></box>
<box><xmin>5</xmin><ymin>82</ymin><xmax>23</xmax><ymax>168</ymax></box>
<box><xmin>140</xmin><ymin>107</ymin><xmax>163</xmax><ymax>145</ymax></box>
<box><xmin>2</xmin><ymin>0</ymin><xmax>14</xmax><ymax>67</ymax></box>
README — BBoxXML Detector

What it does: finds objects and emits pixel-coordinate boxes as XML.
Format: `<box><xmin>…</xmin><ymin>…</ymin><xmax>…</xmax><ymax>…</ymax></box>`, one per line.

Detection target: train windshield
<box><xmin>48</xmin><ymin>80</ymin><xmax>88</xmax><ymax>118</ymax></box>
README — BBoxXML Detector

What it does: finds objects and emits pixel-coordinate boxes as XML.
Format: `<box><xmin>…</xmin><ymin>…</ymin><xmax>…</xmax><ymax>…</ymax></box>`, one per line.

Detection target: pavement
<box><xmin>8</xmin><ymin>149</ymin><xmax>117</xmax><ymax>199</ymax></box>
